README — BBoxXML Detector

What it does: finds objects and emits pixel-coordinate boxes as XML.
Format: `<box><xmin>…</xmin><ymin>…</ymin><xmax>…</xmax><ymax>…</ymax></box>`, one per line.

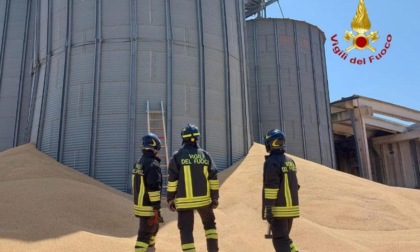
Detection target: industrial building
<box><xmin>0</xmin><ymin>0</ymin><xmax>33</xmax><ymax>152</ymax></box>
<box><xmin>1</xmin><ymin>0</ymin><xmax>419</xmax><ymax>192</ymax></box>
<box><xmin>246</xmin><ymin>18</ymin><xmax>335</xmax><ymax>168</ymax></box>
<box><xmin>332</xmin><ymin>95</ymin><xmax>420</xmax><ymax>188</ymax></box>
<box><xmin>1</xmin><ymin>0</ymin><xmax>252</xmax><ymax>192</ymax></box>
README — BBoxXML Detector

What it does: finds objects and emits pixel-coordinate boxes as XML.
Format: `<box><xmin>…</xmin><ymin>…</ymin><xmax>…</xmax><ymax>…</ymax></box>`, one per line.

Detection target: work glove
<box><xmin>147</xmin><ymin>209</ymin><xmax>163</xmax><ymax>226</ymax></box>
<box><xmin>265</xmin><ymin>206</ymin><xmax>274</xmax><ymax>224</ymax></box>
<box><xmin>211</xmin><ymin>198</ymin><xmax>219</xmax><ymax>209</ymax></box>
<box><xmin>147</xmin><ymin>210</ymin><xmax>158</xmax><ymax>226</ymax></box>
<box><xmin>168</xmin><ymin>199</ymin><xmax>176</xmax><ymax>212</ymax></box>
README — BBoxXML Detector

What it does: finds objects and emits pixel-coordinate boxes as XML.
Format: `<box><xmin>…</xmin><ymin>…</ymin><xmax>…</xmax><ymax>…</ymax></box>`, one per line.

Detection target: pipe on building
<box><xmin>165</xmin><ymin>0</ymin><xmax>173</xmax><ymax>155</ymax></box>
<box><xmin>197</xmin><ymin>0</ymin><xmax>206</xmax><ymax>149</ymax></box>
<box><xmin>14</xmin><ymin>0</ymin><xmax>32</xmax><ymax>147</ymax></box>
<box><xmin>236</xmin><ymin>0</ymin><xmax>252</xmax><ymax>151</ymax></box>
<box><xmin>273</xmin><ymin>21</ymin><xmax>285</xmax><ymax>132</ymax></box>
<box><xmin>26</xmin><ymin>0</ymin><xmax>41</xmax><ymax>143</ymax></box>
<box><xmin>319</xmin><ymin>29</ymin><xmax>336</xmax><ymax>168</ymax></box>
<box><xmin>89</xmin><ymin>0</ymin><xmax>102</xmax><ymax>178</ymax></box>
<box><xmin>127</xmin><ymin>0</ymin><xmax>138</xmax><ymax>192</ymax></box>
<box><xmin>58</xmin><ymin>0</ymin><xmax>73</xmax><ymax>162</ymax></box>
<box><xmin>252</xmin><ymin>22</ymin><xmax>262</xmax><ymax>142</ymax></box>
<box><xmin>0</xmin><ymin>0</ymin><xmax>11</xmax><ymax>95</ymax></box>
<box><xmin>37</xmin><ymin>0</ymin><xmax>53</xmax><ymax>149</ymax></box>
<box><xmin>308</xmin><ymin>25</ymin><xmax>324</xmax><ymax>164</ymax></box>
<box><xmin>220</xmin><ymin>0</ymin><xmax>232</xmax><ymax>165</ymax></box>
<box><xmin>292</xmin><ymin>21</ymin><xmax>307</xmax><ymax>159</ymax></box>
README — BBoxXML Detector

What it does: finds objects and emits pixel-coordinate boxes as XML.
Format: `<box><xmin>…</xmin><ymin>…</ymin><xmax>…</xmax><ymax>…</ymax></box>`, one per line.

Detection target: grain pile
<box><xmin>1</xmin><ymin>143</ymin><xmax>419</xmax><ymax>252</ymax></box>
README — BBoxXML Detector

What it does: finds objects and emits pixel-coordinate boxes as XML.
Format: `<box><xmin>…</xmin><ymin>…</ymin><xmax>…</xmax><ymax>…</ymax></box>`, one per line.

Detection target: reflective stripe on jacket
<box><xmin>262</xmin><ymin>151</ymin><xmax>300</xmax><ymax>218</ymax></box>
<box><xmin>167</xmin><ymin>144</ymin><xmax>219</xmax><ymax>210</ymax></box>
<box><xmin>132</xmin><ymin>151</ymin><xmax>162</xmax><ymax>217</ymax></box>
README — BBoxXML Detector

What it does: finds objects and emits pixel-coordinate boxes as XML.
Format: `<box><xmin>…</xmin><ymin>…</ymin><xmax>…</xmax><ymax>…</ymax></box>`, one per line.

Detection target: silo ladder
<box><xmin>146</xmin><ymin>101</ymin><xmax>169</xmax><ymax>198</ymax></box>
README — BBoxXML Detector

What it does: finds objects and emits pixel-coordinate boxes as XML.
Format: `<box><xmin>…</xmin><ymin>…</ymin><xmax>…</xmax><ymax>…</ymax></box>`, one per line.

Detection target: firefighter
<box><xmin>167</xmin><ymin>124</ymin><xmax>220</xmax><ymax>252</ymax></box>
<box><xmin>263</xmin><ymin>129</ymin><xmax>300</xmax><ymax>252</ymax></box>
<box><xmin>132</xmin><ymin>133</ymin><xmax>164</xmax><ymax>252</ymax></box>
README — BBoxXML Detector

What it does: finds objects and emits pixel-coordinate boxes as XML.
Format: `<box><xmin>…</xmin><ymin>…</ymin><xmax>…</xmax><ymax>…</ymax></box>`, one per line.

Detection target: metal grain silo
<box><xmin>29</xmin><ymin>0</ymin><xmax>251</xmax><ymax>192</ymax></box>
<box><xmin>0</xmin><ymin>0</ymin><xmax>34</xmax><ymax>152</ymax></box>
<box><xmin>246</xmin><ymin>18</ymin><xmax>335</xmax><ymax>168</ymax></box>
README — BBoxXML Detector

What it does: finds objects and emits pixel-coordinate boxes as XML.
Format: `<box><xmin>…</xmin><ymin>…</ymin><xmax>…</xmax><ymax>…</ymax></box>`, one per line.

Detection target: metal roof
<box><xmin>331</xmin><ymin>95</ymin><xmax>420</xmax><ymax>136</ymax></box>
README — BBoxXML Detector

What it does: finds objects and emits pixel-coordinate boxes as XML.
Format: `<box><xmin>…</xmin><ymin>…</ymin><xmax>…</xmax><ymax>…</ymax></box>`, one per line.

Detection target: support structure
<box><xmin>331</xmin><ymin>95</ymin><xmax>420</xmax><ymax>186</ymax></box>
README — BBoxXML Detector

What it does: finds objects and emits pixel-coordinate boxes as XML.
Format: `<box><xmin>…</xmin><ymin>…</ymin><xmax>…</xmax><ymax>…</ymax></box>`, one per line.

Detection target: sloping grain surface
<box><xmin>1</xmin><ymin>143</ymin><xmax>419</xmax><ymax>252</ymax></box>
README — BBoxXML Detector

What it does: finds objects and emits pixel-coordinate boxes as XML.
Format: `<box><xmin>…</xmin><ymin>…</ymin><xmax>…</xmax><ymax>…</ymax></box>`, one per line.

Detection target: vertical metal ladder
<box><xmin>146</xmin><ymin>101</ymin><xmax>169</xmax><ymax>198</ymax></box>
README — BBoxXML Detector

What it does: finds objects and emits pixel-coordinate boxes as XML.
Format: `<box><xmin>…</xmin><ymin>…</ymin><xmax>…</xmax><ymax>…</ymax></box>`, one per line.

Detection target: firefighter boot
<box><xmin>290</xmin><ymin>242</ymin><xmax>299</xmax><ymax>252</ymax></box>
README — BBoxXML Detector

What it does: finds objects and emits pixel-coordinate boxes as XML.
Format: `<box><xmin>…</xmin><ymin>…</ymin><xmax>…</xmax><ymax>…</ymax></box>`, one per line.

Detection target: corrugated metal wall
<box><xmin>246</xmin><ymin>18</ymin><xmax>335</xmax><ymax>168</ymax></box>
<box><xmin>29</xmin><ymin>0</ymin><xmax>251</xmax><ymax>192</ymax></box>
<box><xmin>0</xmin><ymin>0</ymin><xmax>34</xmax><ymax>152</ymax></box>
<box><xmin>374</xmin><ymin>140</ymin><xmax>420</xmax><ymax>188</ymax></box>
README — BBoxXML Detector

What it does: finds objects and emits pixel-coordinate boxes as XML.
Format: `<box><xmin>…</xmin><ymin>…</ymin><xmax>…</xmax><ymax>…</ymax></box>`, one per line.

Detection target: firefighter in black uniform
<box><xmin>167</xmin><ymin>124</ymin><xmax>220</xmax><ymax>252</ymax></box>
<box><xmin>132</xmin><ymin>133</ymin><xmax>164</xmax><ymax>252</ymax></box>
<box><xmin>263</xmin><ymin>129</ymin><xmax>300</xmax><ymax>252</ymax></box>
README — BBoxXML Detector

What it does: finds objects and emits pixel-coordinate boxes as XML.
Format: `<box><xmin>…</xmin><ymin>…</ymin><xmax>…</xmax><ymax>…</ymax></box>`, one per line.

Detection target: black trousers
<box><xmin>271</xmin><ymin>218</ymin><xmax>294</xmax><ymax>252</ymax></box>
<box><xmin>135</xmin><ymin>216</ymin><xmax>159</xmax><ymax>251</ymax></box>
<box><xmin>177</xmin><ymin>205</ymin><xmax>218</xmax><ymax>252</ymax></box>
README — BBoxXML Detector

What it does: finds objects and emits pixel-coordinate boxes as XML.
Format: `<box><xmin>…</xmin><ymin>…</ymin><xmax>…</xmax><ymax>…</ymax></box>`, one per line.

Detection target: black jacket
<box><xmin>262</xmin><ymin>150</ymin><xmax>300</xmax><ymax>219</ymax></box>
<box><xmin>132</xmin><ymin>151</ymin><xmax>162</xmax><ymax>217</ymax></box>
<box><xmin>167</xmin><ymin>143</ymin><xmax>219</xmax><ymax>210</ymax></box>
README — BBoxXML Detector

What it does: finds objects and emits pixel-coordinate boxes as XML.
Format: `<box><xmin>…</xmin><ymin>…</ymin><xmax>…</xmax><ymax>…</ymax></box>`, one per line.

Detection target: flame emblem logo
<box><xmin>344</xmin><ymin>0</ymin><xmax>379</xmax><ymax>52</ymax></box>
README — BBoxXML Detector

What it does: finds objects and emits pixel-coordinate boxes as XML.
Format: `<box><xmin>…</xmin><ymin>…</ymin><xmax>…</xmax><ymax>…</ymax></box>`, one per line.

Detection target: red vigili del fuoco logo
<box><xmin>330</xmin><ymin>0</ymin><xmax>392</xmax><ymax>64</ymax></box>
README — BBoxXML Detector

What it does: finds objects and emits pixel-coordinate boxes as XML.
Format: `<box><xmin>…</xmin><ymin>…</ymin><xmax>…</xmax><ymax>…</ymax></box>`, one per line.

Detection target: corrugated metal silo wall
<box><xmin>246</xmin><ymin>19</ymin><xmax>335</xmax><ymax>168</ymax></box>
<box><xmin>0</xmin><ymin>0</ymin><xmax>34</xmax><ymax>152</ymax></box>
<box><xmin>29</xmin><ymin>0</ymin><xmax>251</xmax><ymax>192</ymax></box>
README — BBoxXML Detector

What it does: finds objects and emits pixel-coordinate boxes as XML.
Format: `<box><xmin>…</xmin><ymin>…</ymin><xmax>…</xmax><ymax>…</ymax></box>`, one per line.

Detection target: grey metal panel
<box><xmin>50</xmin><ymin>0</ymin><xmax>66</xmax><ymax>53</ymax></box>
<box><xmin>40</xmin><ymin>53</ymin><xmax>65</xmax><ymax>158</ymax></box>
<box><xmin>171</xmin><ymin>0</ymin><xmax>199</xmax><ymax>137</ymax></box>
<box><xmin>281</xmin><ymin>20</ymin><xmax>304</xmax><ymax>158</ymax></box>
<box><xmin>29</xmin><ymin>0</ymin><xmax>250</xmax><ymax>192</ymax></box>
<box><xmin>60</xmin><ymin>0</ymin><xmax>96</xmax><ymax>175</ymax></box>
<box><xmin>312</xmin><ymin>26</ymin><xmax>332</xmax><ymax>167</ymax></box>
<box><xmin>0</xmin><ymin>1</ymin><xmax>5</xmax><ymax>51</ymax></box>
<box><xmin>257</xmin><ymin>21</ymin><xmax>281</xmax><ymax>135</ymax></box>
<box><xmin>38</xmin><ymin>0</ymin><xmax>48</xmax><ymax>60</ymax></box>
<box><xmin>102</xmin><ymin>0</ymin><xmax>130</xmax><ymax>40</ymax></box>
<box><xmin>61</xmin><ymin>46</ymin><xmax>94</xmax><ymax>175</ymax></box>
<box><xmin>94</xmin><ymin>41</ymin><xmax>131</xmax><ymax>190</ymax></box>
<box><xmin>18</xmin><ymin>0</ymin><xmax>35</xmax><ymax>146</ymax></box>
<box><xmin>30</xmin><ymin>64</ymin><xmax>46</xmax><ymax>144</ymax></box>
<box><xmin>0</xmin><ymin>0</ymin><xmax>32</xmax><ymax>151</ymax></box>
<box><xmin>295</xmin><ymin>21</ymin><xmax>321</xmax><ymax>163</ymax></box>
<box><xmin>72</xmin><ymin>0</ymin><xmax>95</xmax><ymax>45</ymax></box>
<box><xmin>317</xmin><ymin>27</ymin><xmax>335</xmax><ymax>167</ymax></box>
<box><xmin>135</xmin><ymin>0</ymin><xmax>166</xmax><ymax>167</ymax></box>
<box><xmin>247</xmin><ymin>18</ymin><xmax>333</xmax><ymax>167</ymax></box>
<box><xmin>246</xmin><ymin>21</ymin><xmax>260</xmax><ymax>142</ymax></box>
<box><xmin>226</xmin><ymin>0</ymin><xmax>245</xmax><ymax>163</ymax></box>
<box><xmin>201</xmin><ymin>0</ymin><xmax>227</xmax><ymax>168</ymax></box>
<box><xmin>41</xmin><ymin>3</ymin><xmax>67</xmax><ymax>159</ymax></box>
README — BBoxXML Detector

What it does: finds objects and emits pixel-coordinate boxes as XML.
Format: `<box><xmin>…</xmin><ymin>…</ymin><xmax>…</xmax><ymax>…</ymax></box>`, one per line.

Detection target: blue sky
<box><xmin>263</xmin><ymin>0</ymin><xmax>420</xmax><ymax>111</ymax></box>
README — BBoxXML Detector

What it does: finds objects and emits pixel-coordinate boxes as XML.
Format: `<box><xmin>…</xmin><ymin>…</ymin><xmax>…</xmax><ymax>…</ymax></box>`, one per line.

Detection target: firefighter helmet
<box><xmin>181</xmin><ymin>124</ymin><xmax>200</xmax><ymax>143</ymax></box>
<box><xmin>142</xmin><ymin>133</ymin><xmax>161</xmax><ymax>152</ymax></box>
<box><xmin>264</xmin><ymin>129</ymin><xmax>286</xmax><ymax>153</ymax></box>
